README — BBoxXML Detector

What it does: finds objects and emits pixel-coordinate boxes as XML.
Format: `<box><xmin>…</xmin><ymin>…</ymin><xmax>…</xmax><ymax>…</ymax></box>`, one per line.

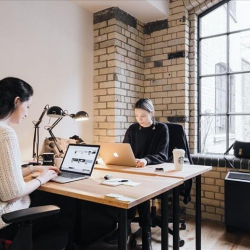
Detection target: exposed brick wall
<box><xmin>144</xmin><ymin>0</ymin><xmax>189</xmax><ymax>135</ymax></box>
<box><xmin>93</xmin><ymin>0</ymin><xmax>227</xmax><ymax>222</ymax></box>
<box><xmin>93</xmin><ymin>10</ymin><xmax>145</xmax><ymax>143</ymax></box>
<box><xmin>93</xmin><ymin>0</ymin><xmax>224</xmax><ymax>148</ymax></box>
<box><xmin>186</xmin><ymin>167</ymin><xmax>228</xmax><ymax>222</ymax></box>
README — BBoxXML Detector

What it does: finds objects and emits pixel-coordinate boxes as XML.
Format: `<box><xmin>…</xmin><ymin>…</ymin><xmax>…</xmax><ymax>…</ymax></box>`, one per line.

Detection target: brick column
<box><xmin>93</xmin><ymin>8</ymin><xmax>144</xmax><ymax>143</ymax></box>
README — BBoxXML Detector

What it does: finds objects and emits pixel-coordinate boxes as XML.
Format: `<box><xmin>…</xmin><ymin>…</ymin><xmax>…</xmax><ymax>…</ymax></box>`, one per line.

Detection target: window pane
<box><xmin>229</xmin><ymin>31</ymin><xmax>250</xmax><ymax>72</ymax></box>
<box><xmin>200</xmin><ymin>36</ymin><xmax>227</xmax><ymax>75</ymax></box>
<box><xmin>201</xmin><ymin>76</ymin><xmax>227</xmax><ymax>114</ymax></box>
<box><xmin>200</xmin><ymin>115</ymin><xmax>226</xmax><ymax>154</ymax></box>
<box><xmin>231</xmin><ymin>73</ymin><xmax>250</xmax><ymax>113</ymax></box>
<box><xmin>229</xmin><ymin>0</ymin><xmax>250</xmax><ymax>32</ymax></box>
<box><xmin>229</xmin><ymin>115</ymin><xmax>250</xmax><ymax>148</ymax></box>
<box><xmin>200</xmin><ymin>3</ymin><xmax>227</xmax><ymax>37</ymax></box>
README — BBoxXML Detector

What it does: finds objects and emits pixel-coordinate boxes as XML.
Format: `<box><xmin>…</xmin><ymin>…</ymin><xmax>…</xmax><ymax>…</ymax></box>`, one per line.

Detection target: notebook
<box><xmin>99</xmin><ymin>143</ymin><xmax>136</xmax><ymax>167</ymax></box>
<box><xmin>52</xmin><ymin>144</ymin><xmax>100</xmax><ymax>183</ymax></box>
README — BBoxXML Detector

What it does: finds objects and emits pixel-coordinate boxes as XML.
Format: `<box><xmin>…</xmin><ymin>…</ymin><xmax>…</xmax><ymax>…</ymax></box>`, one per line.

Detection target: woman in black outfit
<box><xmin>106</xmin><ymin>98</ymin><xmax>169</xmax><ymax>250</ymax></box>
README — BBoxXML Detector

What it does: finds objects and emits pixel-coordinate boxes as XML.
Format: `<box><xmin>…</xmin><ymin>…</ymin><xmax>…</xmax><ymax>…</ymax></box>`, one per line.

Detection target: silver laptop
<box><xmin>52</xmin><ymin>144</ymin><xmax>100</xmax><ymax>183</ymax></box>
<box><xmin>99</xmin><ymin>143</ymin><xmax>136</xmax><ymax>167</ymax></box>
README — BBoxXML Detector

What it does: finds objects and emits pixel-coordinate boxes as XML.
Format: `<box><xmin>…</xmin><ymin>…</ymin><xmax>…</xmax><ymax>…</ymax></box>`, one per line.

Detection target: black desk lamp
<box><xmin>46</xmin><ymin>106</ymin><xmax>89</xmax><ymax>155</ymax></box>
<box><xmin>32</xmin><ymin>104</ymin><xmax>49</xmax><ymax>165</ymax></box>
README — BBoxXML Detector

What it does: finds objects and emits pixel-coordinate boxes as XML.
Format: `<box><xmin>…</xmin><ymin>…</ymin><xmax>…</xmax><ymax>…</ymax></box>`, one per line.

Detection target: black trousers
<box><xmin>128</xmin><ymin>200</ymin><xmax>151</xmax><ymax>228</ymax></box>
<box><xmin>30</xmin><ymin>190</ymin><xmax>77</xmax><ymax>249</ymax></box>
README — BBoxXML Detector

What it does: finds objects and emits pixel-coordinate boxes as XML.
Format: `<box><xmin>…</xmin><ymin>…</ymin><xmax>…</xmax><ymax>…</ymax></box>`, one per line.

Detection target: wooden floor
<box><xmin>86</xmin><ymin>216</ymin><xmax>250</xmax><ymax>250</ymax></box>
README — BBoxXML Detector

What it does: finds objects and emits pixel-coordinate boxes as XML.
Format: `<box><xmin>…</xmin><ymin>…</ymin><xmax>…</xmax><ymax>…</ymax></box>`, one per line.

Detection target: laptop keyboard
<box><xmin>59</xmin><ymin>172</ymin><xmax>86</xmax><ymax>179</ymax></box>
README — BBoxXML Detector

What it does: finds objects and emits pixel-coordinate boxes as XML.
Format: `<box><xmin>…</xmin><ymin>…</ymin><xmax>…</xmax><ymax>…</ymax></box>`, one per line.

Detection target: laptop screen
<box><xmin>60</xmin><ymin>144</ymin><xmax>100</xmax><ymax>175</ymax></box>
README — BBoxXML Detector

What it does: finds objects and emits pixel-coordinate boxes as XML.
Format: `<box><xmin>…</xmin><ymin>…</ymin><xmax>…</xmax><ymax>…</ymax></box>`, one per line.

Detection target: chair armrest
<box><xmin>2</xmin><ymin>205</ymin><xmax>60</xmax><ymax>224</ymax></box>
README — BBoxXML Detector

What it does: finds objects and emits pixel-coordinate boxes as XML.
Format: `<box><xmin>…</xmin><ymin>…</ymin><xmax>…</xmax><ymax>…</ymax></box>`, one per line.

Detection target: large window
<box><xmin>198</xmin><ymin>0</ymin><xmax>250</xmax><ymax>154</ymax></box>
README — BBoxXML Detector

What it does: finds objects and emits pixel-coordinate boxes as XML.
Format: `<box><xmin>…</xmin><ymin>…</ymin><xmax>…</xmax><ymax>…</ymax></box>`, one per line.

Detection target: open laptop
<box><xmin>52</xmin><ymin>144</ymin><xmax>100</xmax><ymax>183</ymax></box>
<box><xmin>99</xmin><ymin>143</ymin><xmax>136</xmax><ymax>167</ymax></box>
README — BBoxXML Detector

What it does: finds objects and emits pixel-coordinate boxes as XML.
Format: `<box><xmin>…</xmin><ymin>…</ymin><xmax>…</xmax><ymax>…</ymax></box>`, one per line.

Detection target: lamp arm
<box><xmin>34</xmin><ymin>104</ymin><xmax>49</xmax><ymax>127</ymax></box>
<box><xmin>32</xmin><ymin>127</ymin><xmax>39</xmax><ymax>164</ymax></box>
<box><xmin>45</xmin><ymin>117</ymin><xmax>64</xmax><ymax>155</ymax></box>
<box><xmin>32</xmin><ymin>104</ymin><xmax>49</xmax><ymax>164</ymax></box>
<box><xmin>48</xmin><ymin>130</ymin><xmax>64</xmax><ymax>154</ymax></box>
<box><xmin>48</xmin><ymin>117</ymin><xmax>63</xmax><ymax>131</ymax></box>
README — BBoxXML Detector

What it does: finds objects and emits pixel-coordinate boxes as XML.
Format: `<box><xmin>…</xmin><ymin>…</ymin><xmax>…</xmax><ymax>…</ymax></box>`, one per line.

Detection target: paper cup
<box><xmin>173</xmin><ymin>149</ymin><xmax>185</xmax><ymax>171</ymax></box>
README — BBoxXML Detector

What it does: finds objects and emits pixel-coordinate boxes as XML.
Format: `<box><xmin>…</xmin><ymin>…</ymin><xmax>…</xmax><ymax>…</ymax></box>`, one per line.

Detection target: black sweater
<box><xmin>123</xmin><ymin>122</ymin><xmax>169</xmax><ymax>165</ymax></box>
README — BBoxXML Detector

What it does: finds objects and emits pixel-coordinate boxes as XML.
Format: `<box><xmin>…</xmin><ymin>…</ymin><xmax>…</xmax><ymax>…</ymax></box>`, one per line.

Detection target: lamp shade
<box><xmin>74</xmin><ymin>111</ymin><xmax>89</xmax><ymax>121</ymax></box>
<box><xmin>47</xmin><ymin>106</ymin><xmax>65</xmax><ymax>118</ymax></box>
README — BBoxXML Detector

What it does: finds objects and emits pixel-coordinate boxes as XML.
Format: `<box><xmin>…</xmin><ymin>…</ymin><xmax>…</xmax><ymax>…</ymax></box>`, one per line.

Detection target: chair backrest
<box><xmin>165</xmin><ymin>123</ymin><xmax>193</xmax><ymax>164</ymax></box>
<box><xmin>165</xmin><ymin>122</ymin><xmax>193</xmax><ymax>204</ymax></box>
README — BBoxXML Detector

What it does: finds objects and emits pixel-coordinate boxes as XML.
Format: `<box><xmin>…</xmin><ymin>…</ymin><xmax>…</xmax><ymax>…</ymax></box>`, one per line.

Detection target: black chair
<box><xmin>165</xmin><ymin>122</ymin><xmax>193</xmax><ymax>205</ymax></box>
<box><xmin>0</xmin><ymin>205</ymin><xmax>68</xmax><ymax>250</ymax></box>
<box><xmin>130</xmin><ymin>122</ymin><xmax>193</xmax><ymax>248</ymax></box>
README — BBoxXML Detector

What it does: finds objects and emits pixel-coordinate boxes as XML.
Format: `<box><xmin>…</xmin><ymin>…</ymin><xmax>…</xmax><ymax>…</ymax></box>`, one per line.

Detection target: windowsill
<box><xmin>191</xmin><ymin>153</ymin><xmax>250</xmax><ymax>170</ymax></box>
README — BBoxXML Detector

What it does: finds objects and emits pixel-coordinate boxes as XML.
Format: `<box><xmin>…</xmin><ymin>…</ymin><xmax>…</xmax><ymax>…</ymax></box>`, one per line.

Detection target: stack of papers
<box><xmin>105</xmin><ymin>193</ymin><xmax>135</xmax><ymax>202</ymax></box>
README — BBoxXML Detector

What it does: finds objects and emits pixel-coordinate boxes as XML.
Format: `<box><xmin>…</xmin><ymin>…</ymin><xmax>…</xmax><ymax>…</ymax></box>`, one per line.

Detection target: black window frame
<box><xmin>198</xmin><ymin>0</ymin><xmax>250</xmax><ymax>153</ymax></box>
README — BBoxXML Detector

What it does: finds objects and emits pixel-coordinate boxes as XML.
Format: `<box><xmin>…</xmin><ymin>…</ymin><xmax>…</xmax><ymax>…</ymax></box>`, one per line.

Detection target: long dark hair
<box><xmin>0</xmin><ymin>77</ymin><xmax>33</xmax><ymax>120</ymax></box>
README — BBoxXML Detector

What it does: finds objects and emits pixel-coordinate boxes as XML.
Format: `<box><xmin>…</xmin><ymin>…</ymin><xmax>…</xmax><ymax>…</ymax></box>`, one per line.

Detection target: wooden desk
<box><xmin>95</xmin><ymin>162</ymin><xmax>211</xmax><ymax>180</ymax></box>
<box><xmin>36</xmin><ymin>169</ymin><xmax>183</xmax><ymax>250</ymax></box>
<box><xmin>95</xmin><ymin>163</ymin><xmax>212</xmax><ymax>250</ymax></box>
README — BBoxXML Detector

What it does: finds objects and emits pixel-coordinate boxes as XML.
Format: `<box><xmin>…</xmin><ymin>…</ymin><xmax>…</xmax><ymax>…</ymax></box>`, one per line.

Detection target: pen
<box><xmin>119</xmin><ymin>180</ymin><xmax>129</xmax><ymax>182</ymax></box>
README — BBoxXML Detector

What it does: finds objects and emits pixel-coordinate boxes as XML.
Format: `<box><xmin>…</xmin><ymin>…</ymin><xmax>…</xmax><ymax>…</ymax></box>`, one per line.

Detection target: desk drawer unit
<box><xmin>225</xmin><ymin>171</ymin><xmax>250</xmax><ymax>232</ymax></box>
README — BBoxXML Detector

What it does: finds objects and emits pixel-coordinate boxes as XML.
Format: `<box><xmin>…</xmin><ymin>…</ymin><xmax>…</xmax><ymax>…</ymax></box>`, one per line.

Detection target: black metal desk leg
<box><xmin>74</xmin><ymin>199</ymin><xmax>82</xmax><ymax>244</ymax></box>
<box><xmin>118</xmin><ymin>208</ymin><xmax>128</xmax><ymax>250</ymax></box>
<box><xmin>161</xmin><ymin>191</ymin><xmax>169</xmax><ymax>250</ymax></box>
<box><xmin>173</xmin><ymin>186</ymin><xmax>180</xmax><ymax>250</ymax></box>
<box><xmin>196</xmin><ymin>175</ymin><xmax>201</xmax><ymax>250</ymax></box>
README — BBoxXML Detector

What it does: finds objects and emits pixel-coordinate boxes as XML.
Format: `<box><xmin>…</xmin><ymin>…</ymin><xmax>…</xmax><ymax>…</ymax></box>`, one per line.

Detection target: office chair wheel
<box><xmin>180</xmin><ymin>222</ymin><xmax>186</xmax><ymax>230</ymax></box>
<box><xmin>180</xmin><ymin>239</ymin><xmax>185</xmax><ymax>247</ymax></box>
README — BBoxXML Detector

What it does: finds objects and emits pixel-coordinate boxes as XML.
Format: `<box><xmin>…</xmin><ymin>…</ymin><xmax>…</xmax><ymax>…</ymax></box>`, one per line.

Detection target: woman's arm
<box><xmin>22</xmin><ymin>165</ymin><xmax>60</xmax><ymax>177</ymax></box>
<box><xmin>0</xmin><ymin>129</ymin><xmax>58</xmax><ymax>203</ymax></box>
<box><xmin>7</xmin><ymin>170</ymin><xmax>58</xmax><ymax>203</ymax></box>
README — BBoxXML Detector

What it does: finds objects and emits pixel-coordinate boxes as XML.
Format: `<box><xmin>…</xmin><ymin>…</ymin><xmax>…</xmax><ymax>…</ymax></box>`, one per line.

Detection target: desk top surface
<box><xmin>95</xmin><ymin>163</ymin><xmax>212</xmax><ymax>181</ymax></box>
<box><xmin>33</xmin><ymin>169</ymin><xmax>182</xmax><ymax>209</ymax></box>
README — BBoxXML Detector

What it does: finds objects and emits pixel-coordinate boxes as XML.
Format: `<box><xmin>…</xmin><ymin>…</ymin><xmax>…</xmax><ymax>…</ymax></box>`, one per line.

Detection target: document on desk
<box><xmin>101</xmin><ymin>178</ymin><xmax>140</xmax><ymax>187</ymax></box>
<box><xmin>122</xmin><ymin>181</ymin><xmax>140</xmax><ymax>187</ymax></box>
<box><xmin>101</xmin><ymin>181</ymin><xmax>122</xmax><ymax>186</ymax></box>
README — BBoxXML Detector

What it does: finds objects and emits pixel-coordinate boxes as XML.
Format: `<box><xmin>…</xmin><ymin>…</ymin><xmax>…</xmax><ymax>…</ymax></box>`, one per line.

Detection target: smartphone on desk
<box><xmin>155</xmin><ymin>167</ymin><xmax>164</xmax><ymax>172</ymax></box>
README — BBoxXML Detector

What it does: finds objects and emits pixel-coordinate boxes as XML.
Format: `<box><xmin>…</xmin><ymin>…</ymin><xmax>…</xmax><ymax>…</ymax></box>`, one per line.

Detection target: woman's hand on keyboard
<box><xmin>34</xmin><ymin>165</ymin><xmax>61</xmax><ymax>174</ymax></box>
<box><xmin>38</xmin><ymin>170</ymin><xmax>58</xmax><ymax>184</ymax></box>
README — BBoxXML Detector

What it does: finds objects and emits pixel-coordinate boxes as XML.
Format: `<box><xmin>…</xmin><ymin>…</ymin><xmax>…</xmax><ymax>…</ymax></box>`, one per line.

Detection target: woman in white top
<box><xmin>0</xmin><ymin>77</ymin><xmax>59</xmax><ymax>230</ymax></box>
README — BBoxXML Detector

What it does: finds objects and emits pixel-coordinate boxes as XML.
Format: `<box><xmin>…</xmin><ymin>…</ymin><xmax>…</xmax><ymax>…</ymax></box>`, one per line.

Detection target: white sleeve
<box><xmin>0</xmin><ymin>127</ymin><xmax>26</xmax><ymax>202</ymax></box>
